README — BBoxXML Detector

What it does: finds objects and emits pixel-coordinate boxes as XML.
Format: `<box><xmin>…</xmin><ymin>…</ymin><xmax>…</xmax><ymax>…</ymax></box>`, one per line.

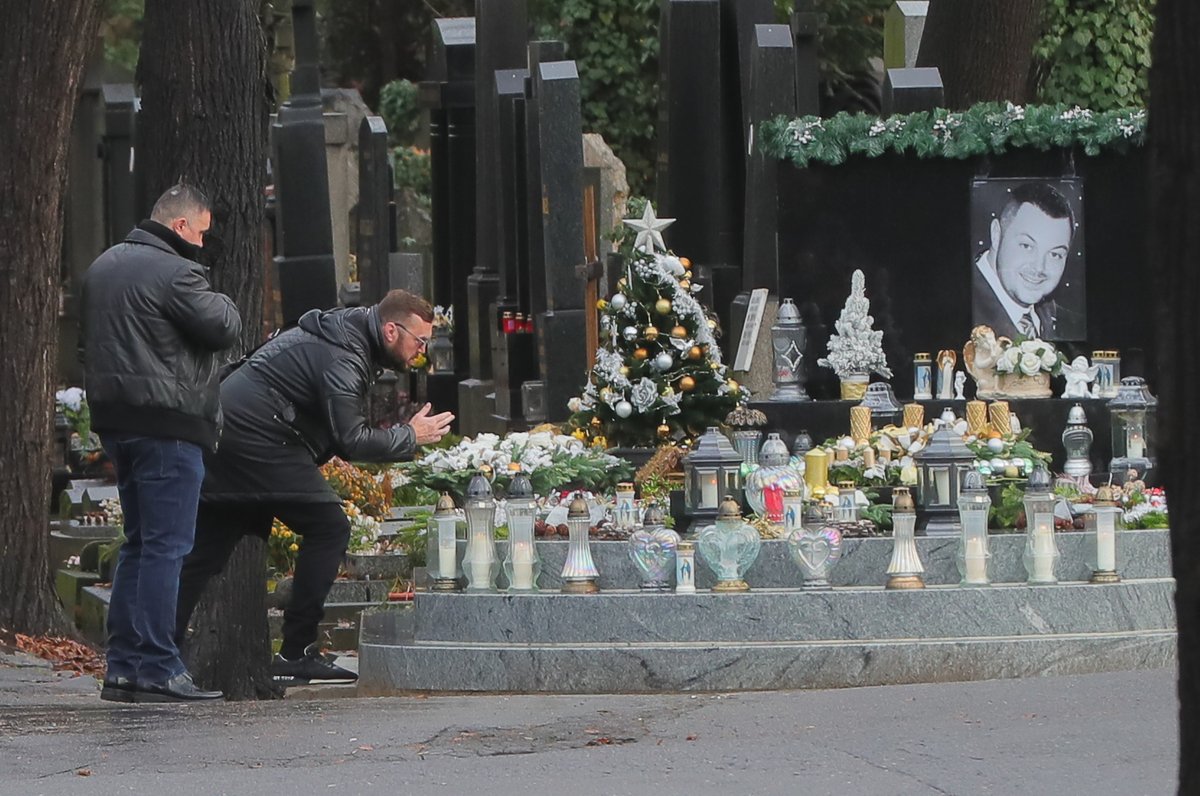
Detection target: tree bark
<box><xmin>0</xmin><ymin>2</ymin><xmax>105</xmax><ymax>634</ymax></box>
<box><xmin>137</xmin><ymin>0</ymin><xmax>277</xmax><ymax>699</ymax></box>
<box><xmin>1147</xmin><ymin>1</ymin><xmax>1200</xmax><ymax>790</ymax></box>
<box><xmin>916</xmin><ymin>0</ymin><xmax>1046</xmax><ymax>109</ymax></box>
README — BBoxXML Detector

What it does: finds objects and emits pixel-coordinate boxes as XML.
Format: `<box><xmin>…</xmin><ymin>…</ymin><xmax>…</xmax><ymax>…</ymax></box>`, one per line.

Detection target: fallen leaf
<box><xmin>76</xmin><ymin>769</ymin><xmax>92</xmax><ymax>777</ymax></box>
<box><xmin>357</xmin><ymin>745</ymin><xmax>374</xmax><ymax>751</ymax></box>
<box><xmin>686</xmin><ymin>734</ymin><xmax>698</xmax><ymax>741</ymax></box>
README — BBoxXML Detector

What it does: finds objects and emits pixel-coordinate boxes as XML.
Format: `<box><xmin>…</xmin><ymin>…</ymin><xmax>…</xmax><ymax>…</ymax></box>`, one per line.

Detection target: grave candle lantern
<box><xmin>463</xmin><ymin>471</ymin><xmax>499</xmax><ymax>591</ymax></box>
<box><xmin>503</xmin><ymin>471</ymin><xmax>540</xmax><ymax>592</ymax></box>
<box><xmin>427</xmin><ymin>324</ymin><xmax>455</xmax><ymax>374</ymax></box>
<box><xmin>425</xmin><ymin>492</ymin><xmax>462</xmax><ymax>591</ymax></box>
<box><xmin>696</xmin><ymin>496</ymin><xmax>762</xmax><ymax>592</ymax></box>
<box><xmin>1108</xmin><ymin>377</ymin><xmax>1157</xmax><ymax>480</ymax></box>
<box><xmin>770</xmin><ymin>297</ymin><xmax>809</xmax><ymax>401</ymax></box>
<box><xmin>913</xmin><ymin>423</ymin><xmax>976</xmax><ymax>535</ymax></box>
<box><xmin>561</xmin><ymin>493</ymin><xmax>600</xmax><ymax>593</ymax></box>
<box><xmin>1085</xmin><ymin>485</ymin><xmax>1122</xmax><ymax>584</ymax></box>
<box><xmin>956</xmin><ymin>470</ymin><xmax>992</xmax><ymax>586</ymax></box>
<box><xmin>1061</xmin><ymin>403</ymin><xmax>1094</xmax><ymax>478</ymax></box>
<box><xmin>1022</xmin><ymin>465</ymin><xmax>1059</xmax><ymax>585</ymax></box>
<box><xmin>886</xmin><ymin>487</ymin><xmax>925</xmax><ymax>589</ymax></box>
<box><xmin>683</xmin><ymin>427</ymin><xmax>744</xmax><ymax>530</ymax></box>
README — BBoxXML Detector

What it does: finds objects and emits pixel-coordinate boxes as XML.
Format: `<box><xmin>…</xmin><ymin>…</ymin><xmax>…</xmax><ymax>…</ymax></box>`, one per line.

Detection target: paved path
<box><xmin>0</xmin><ymin>651</ymin><xmax>1176</xmax><ymax>796</ymax></box>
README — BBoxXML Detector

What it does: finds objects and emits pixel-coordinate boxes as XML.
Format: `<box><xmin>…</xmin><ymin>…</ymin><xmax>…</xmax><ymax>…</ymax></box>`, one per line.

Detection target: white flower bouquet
<box><xmin>993</xmin><ymin>337</ymin><xmax>1064</xmax><ymax>376</ymax></box>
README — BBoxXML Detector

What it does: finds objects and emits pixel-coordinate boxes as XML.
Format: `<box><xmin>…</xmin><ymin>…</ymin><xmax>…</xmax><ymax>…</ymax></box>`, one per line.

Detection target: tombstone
<box><xmin>357</xmin><ymin>116</ymin><xmax>390</xmax><ymax>306</ymax></box>
<box><xmin>323</xmin><ymin>88</ymin><xmax>373</xmax><ymax>288</ymax></box>
<box><xmin>656</xmin><ymin>0</ymin><xmax>741</xmax><ymax>269</ymax></box>
<box><xmin>721</xmin><ymin>0</ymin><xmax>775</xmax><ymax>142</ymax></box>
<box><xmin>532</xmin><ymin>60</ymin><xmax>588</xmax><ymax>422</ymax></box>
<box><xmin>421</xmin><ymin>17</ymin><xmax>476</xmax><ymax>384</ymax></box>
<box><xmin>884</xmin><ymin>1</ymin><xmax>929</xmax><ymax>70</ymax></box>
<box><xmin>883</xmin><ymin>67</ymin><xmax>944</xmax><ymax>116</ymax></box>
<box><xmin>101</xmin><ymin>83</ymin><xmax>139</xmax><ymax>247</ymax></box>
<box><xmin>272</xmin><ymin>0</ymin><xmax>338</xmax><ymax>323</ymax></box>
<box><xmin>791</xmin><ymin>0</ymin><xmax>822</xmax><ymax>117</ymax></box>
<box><xmin>523</xmin><ymin>40</ymin><xmax>567</xmax><ymax>319</ymax></box>
<box><xmin>581</xmin><ymin>133</ymin><xmax>630</xmax><ymax>290</ymax></box>
<box><xmin>387</xmin><ymin>252</ymin><xmax>426</xmax><ymax>296</ymax></box>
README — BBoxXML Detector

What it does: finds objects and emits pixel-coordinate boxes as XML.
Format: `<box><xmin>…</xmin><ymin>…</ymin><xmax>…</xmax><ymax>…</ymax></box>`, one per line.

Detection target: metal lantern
<box><xmin>956</xmin><ymin>470</ymin><xmax>992</xmax><ymax>586</ymax></box>
<box><xmin>561</xmin><ymin>493</ymin><xmax>599</xmax><ymax>593</ymax></box>
<box><xmin>1085</xmin><ymin>485</ymin><xmax>1122</xmax><ymax>584</ymax></box>
<box><xmin>696</xmin><ymin>496</ymin><xmax>762</xmax><ymax>592</ymax></box>
<box><xmin>859</xmin><ymin>382</ymin><xmax>904</xmax><ymax>425</ymax></box>
<box><xmin>1061</xmin><ymin>403</ymin><xmax>1094</xmax><ymax>478</ymax></box>
<box><xmin>428</xmin><ymin>324</ymin><xmax>455</xmax><ymax>374</ymax></box>
<box><xmin>1022</xmin><ymin>464</ymin><xmax>1059</xmax><ymax>585</ymax></box>
<box><xmin>744</xmin><ymin>433</ymin><xmax>802</xmax><ymax>521</ymax></box>
<box><xmin>770</xmin><ymin>297</ymin><xmax>810</xmax><ymax>401</ymax></box>
<box><xmin>913</xmin><ymin>422</ymin><xmax>977</xmax><ymax>536</ymax></box>
<box><xmin>683</xmin><ymin>427</ymin><xmax>745</xmax><ymax>529</ymax></box>
<box><xmin>886</xmin><ymin>487</ymin><xmax>925</xmax><ymax>589</ymax></box>
<box><xmin>463</xmin><ymin>471</ymin><xmax>499</xmax><ymax>591</ymax></box>
<box><xmin>426</xmin><ymin>492</ymin><xmax>463</xmax><ymax>591</ymax></box>
<box><xmin>503</xmin><ymin>471</ymin><xmax>540</xmax><ymax>592</ymax></box>
<box><xmin>1108</xmin><ymin>377</ymin><xmax>1157</xmax><ymax>480</ymax></box>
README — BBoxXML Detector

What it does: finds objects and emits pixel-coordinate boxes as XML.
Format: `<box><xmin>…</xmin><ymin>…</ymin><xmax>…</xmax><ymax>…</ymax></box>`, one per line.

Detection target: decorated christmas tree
<box><xmin>818</xmin><ymin>269</ymin><xmax>892</xmax><ymax>394</ymax></box>
<box><xmin>569</xmin><ymin>203</ymin><xmax>740</xmax><ymax>448</ymax></box>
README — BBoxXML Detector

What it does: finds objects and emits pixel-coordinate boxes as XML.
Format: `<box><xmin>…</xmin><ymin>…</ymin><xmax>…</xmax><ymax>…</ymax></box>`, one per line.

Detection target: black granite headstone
<box><xmin>357</xmin><ymin>116</ymin><xmax>391</xmax><ymax>306</ymax></box>
<box><xmin>791</xmin><ymin>0</ymin><xmax>822</xmax><ymax>116</ymax></box>
<box><xmin>421</xmin><ymin>18</ymin><xmax>476</xmax><ymax>377</ymax></box>
<box><xmin>882</xmin><ymin>67</ymin><xmax>944</xmax><ymax>116</ymax></box>
<box><xmin>272</xmin><ymin>0</ymin><xmax>338</xmax><ymax>323</ymax></box>
<box><xmin>524</xmin><ymin>40</ymin><xmax>568</xmax><ymax>319</ymax></box>
<box><xmin>536</xmin><ymin>310</ymin><xmax>588</xmax><ymax>423</ymax></box>
<box><xmin>100</xmin><ymin>83</ymin><xmax>138</xmax><ymax>246</ymax></box>
<box><xmin>721</xmin><ymin>0</ymin><xmax>774</xmax><ymax>146</ymax></box>
<box><xmin>386</xmin><ymin>252</ymin><xmax>426</xmax><ymax>295</ymax></box>
<box><xmin>494</xmin><ymin>68</ymin><xmax>529</xmax><ymax>308</ymax></box>
<box><xmin>656</xmin><ymin>0</ymin><xmax>740</xmax><ymax>268</ymax></box>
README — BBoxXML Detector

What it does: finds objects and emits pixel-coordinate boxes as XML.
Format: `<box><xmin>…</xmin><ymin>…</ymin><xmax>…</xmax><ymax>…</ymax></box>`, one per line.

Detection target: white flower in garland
<box><xmin>630</xmin><ymin>378</ymin><xmax>659</xmax><ymax>412</ymax></box>
<box><xmin>818</xmin><ymin>269</ymin><xmax>892</xmax><ymax>380</ymax></box>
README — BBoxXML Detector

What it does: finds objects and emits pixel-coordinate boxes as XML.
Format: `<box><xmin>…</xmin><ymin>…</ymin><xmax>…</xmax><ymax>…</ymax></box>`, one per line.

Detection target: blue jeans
<box><xmin>100</xmin><ymin>433</ymin><xmax>204</xmax><ymax>685</ymax></box>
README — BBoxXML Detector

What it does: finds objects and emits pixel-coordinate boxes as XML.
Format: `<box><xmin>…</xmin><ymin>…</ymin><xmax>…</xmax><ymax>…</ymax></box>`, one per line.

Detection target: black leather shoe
<box><xmin>100</xmin><ymin>675</ymin><xmax>137</xmax><ymax>703</ymax></box>
<box><xmin>135</xmin><ymin>671</ymin><xmax>224</xmax><ymax>703</ymax></box>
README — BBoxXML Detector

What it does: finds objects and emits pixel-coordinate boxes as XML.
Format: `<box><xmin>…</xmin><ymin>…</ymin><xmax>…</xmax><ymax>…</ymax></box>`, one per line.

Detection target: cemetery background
<box><xmin>9</xmin><ymin>0</ymin><xmax>1200</xmax><ymax>777</ymax></box>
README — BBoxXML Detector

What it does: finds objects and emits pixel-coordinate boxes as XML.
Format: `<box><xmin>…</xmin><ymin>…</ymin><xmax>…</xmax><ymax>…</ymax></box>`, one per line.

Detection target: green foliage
<box><xmin>761</xmin><ymin>102</ymin><xmax>1147</xmax><ymax>169</ymax></box>
<box><xmin>101</xmin><ymin>0</ymin><xmax>144</xmax><ymax>73</ymax></box>
<box><xmin>389</xmin><ymin>510</ymin><xmax>432</xmax><ymax>568</ymax></box>
<box><xmin>378</xmin><ymin>79</ymin><xmax>422</xmax><ymax>146</ymax></box>
<box><xmin>1032</xmin><ymin>0</ymin><xmax>1154</xmax><ymax>112</ymax></box>
<box><xmin>392</xmin><ymin>146</ymin><xmax>431</xmax><ymax>196</ymax></box>
<box><xmin>774</xmin><ymin>0</ymin><xmax>891</xmax><ymax>104</ymax></box>
<box><xmin>989</xmin><ymin>481</ymin><xmax>1026</xmax><ymax>530</ymax></box>
<box><xmin>860</xmin><ymin>499</ymin><xmax>893</xmax><ymax>531</ymax></box>
<box><xmin>393</xmin><ymin>483</ymin><xmax>439</xmax><ymax>508</ymax></box>
<box><xmin>531</xmin><ymin>0</ymin><xmax>660</xmax><ymax>195</ymax></box>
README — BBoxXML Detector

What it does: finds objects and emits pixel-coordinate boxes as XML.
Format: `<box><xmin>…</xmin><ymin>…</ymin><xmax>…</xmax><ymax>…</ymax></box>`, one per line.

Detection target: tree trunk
<box><xmin>0</xmin><ymin>2</ymin><xmax>105</xmax><ymax>634</ymax></box>
<box><xmin>915</xmin><ymin>0</ymin><xmax>1046</xmax><ymax>109</ymax></box>
<box><xmin>1147</xmin><ymin>1</ymin><xmax>1200</xmax><ymax>789</ymax></box>
<box><xmin>137</xmin><ymin>0</ymin><xmax>277</xmax><ymax>699</ymax></box>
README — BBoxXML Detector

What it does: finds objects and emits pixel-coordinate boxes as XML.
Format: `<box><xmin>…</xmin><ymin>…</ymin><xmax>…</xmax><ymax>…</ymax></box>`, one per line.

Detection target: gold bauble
<box><xmin>634</xmin><ymin>347</ymin><xmax>649</xmax><ymax>360</ymax></box>
<box><xmin>687</xmin><ymin>345</ymin><xmax>703</xmax><ymax>360</ymax></box>
<box><xmin>655</xmin><ymin>298</ymin><xmax>672</xmax><ymax>314</ymax></box>
<box><xmin>619</xmin><ymin>366</ymin><xmax>630</xmax><ymax>377</ymax></box>
<box><xmin>710</xmin><ymin>361</ymin><xmax>721</xmax><ymax>371</ymax></box>
<box><xmin>684</xmin><ymin>270</ymin><xmax>693</xmax><ymax>279</ymax></box>
<box><xmin>728</xmin><ymin>379</ymin><xmax>740</xmax><ymax>393</ymax></box>
<box><xmin>679</xmin><ymin>279</ymin><xmax>691</xmax><ymax>291</ymax></box>
<box><xmin>679</xmin><ymin>376</ymin><xmax>696</xmax><ymax>392</ymax></box>
<box><xmin>670</xmin><ymin>325</ymin><xmax>688</xmax><ymax>339</ymax></box>
<box><xmin>657</xmin><ymin>423</ymin><xmax>672</xmax><ymax>439</ymax></box>
<box><xmin>617</xmin><ymin>277</ymin><xmax>627</xmax><ymax>290</ymax></box>
<box><xmin>679</xmin><ymin>257</ymin><xmax>692</xmax><ymax>268</ymax></box>
<box><xmin>644</xmin><ymin>326</ymin><xmax>660</xmax><ymax>341</ymax></box>
<box><xmin>707</xmin><ymin>318</ymin><xmax>717</xmax><ymax>330</ymax></box>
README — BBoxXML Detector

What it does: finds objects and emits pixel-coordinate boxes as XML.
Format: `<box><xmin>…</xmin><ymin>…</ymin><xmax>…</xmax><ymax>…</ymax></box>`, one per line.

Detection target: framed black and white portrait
<box><xmin>970</xmin><ymin>177</ymin><xmax>1086</xmax><ymax>341</ymax></box>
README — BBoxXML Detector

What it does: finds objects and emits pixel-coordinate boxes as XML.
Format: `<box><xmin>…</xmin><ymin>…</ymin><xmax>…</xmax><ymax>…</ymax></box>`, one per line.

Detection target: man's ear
<box><xmin>989</xmin><ymin>217</ymin><xmax>1001</xmax><ymax>255</ymax></box>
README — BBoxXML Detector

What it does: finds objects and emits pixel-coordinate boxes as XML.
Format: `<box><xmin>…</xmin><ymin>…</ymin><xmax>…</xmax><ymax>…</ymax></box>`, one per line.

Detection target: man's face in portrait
<box><xmin>989</xmin><ymin>202</ymin><xmax>1073</xmax><ymax>307</ymax></box>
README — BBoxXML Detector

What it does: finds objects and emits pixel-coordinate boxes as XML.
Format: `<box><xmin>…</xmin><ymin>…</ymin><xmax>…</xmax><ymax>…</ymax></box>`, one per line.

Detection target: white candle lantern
<box><xmin>1061</xmin><ymin>403</ymin><xmax>1094</xmax><ymax>478</ymax></box>
<box><xmin>683</xmin><ymin>427</ymin><xmax>745</xmax><ymax>530</ymax></box>
<box><xmin>561</xmin><ymin>493</ymin><xmax>600</xmax><ymax>593</ymax></box>
<box><xmin>1108</xmin><ymin>377</ymin><xmax>1157</xmax><ymax>481</ymax></box>
<box><xmin>914</xmin><ymin>422</ymin><xmax>977</xmax><ymax>536</ymax></box>
<box><xmin>425</xmin><ymin>492</ymin><xmax>463</xmax><ymax>591</ymax></box>
<box><xmin>886</xmin><ymin>487</ymin><xmax>925</xmax><ymax>589</ymax></box>
<box><xmin>463</xmin><ymin>471</ymin><xmax>500</xmax><ymax>592</ymax></box>
<box><xmin>503</xmin><ymin>471</ymin><xmax>540</xmax><ymax>592</ymax></box>
<box><xmin>956</xmin><ymin>470</ymin><xmax>992</xmax><ymax>586</ymax></box>
<box><xmin>1022</xmin><ymin>465</ymin><xmax>1059</xmax><ymax>585</ymax></box>
<box><xmin>614</xmin><ymin>482</ymin><xmax>638</xmax><ymax>531</ymax></box>
<box><xmin>675</xmin><ymin>540</ymin><xmax>697</xmax><ymax>593</ymax></box>
<box><xmin>1085</xmin><ymin>485</ymin><xmax>1122</xmax><ymax>584</ymax></box>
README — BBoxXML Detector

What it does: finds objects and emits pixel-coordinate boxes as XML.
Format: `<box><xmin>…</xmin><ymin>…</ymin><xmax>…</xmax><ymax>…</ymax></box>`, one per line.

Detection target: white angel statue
<box><xmin>1061</xmin><ymin>355</ymin><xmax>1099</xmax><ymax>399</ymax></box>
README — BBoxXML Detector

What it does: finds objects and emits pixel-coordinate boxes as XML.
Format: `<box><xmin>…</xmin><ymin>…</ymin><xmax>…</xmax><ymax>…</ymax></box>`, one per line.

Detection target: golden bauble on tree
<box><xmin>679</xmin><ymin>279</ymin><xmax>691</xmax><ymax>291</ymax></box>
<box><xmin>710</xmin><ymin>361</ymin><xmax>721</xmax><ymax>371</ymax></box>
<box><xmin>617</xmin><ymin>277</ymin><xmax>627</xmax><ymax>290</ymax></box>
<box><xmin>684</xmin><ymin>270</ymin><xmax>693</xmax><ymax>279</ymax></box>
<box><xmin>619</xmin><ymin>366</ymin><xmax>630</xmax><ymax>377</ymax></box>
<box><xmin>679</xmin><ymin>257</ymin><xmax>691</xmax><ymax>268</ymax></box>
<box><xmin>644</xmin><ymin>326</ymin><xmax>659</xmax><ymax>341</ymax></box>
<box><xmin>728</xmin><ymin>379</ymin><xmax>740</xmax><ymax>393</ymax></box>
<box><xmin>687</xmin><ymin>345</ymin><xmax>703</xmax><ymax>360</ymax></box>
<box><xmin>655</xmin><ymin>298</ymin><xmax>672</xmax><ymax>314</ymax></box>
<box><xmin>670</xmin><ymin>325</ymin><xmax>688</xmax><ymax>339</ymax></box>
<box><xmin>657</xmin><ymin>423</ymin><xmax>672</xmax><ymax>439</ymax></box>
<box><xmin>679</xmin><ymin>375</ymin><xmax>696</xmax><ymax>392</ymax></box>
<box><xmin>707</xmin><ymin>318</ymin><xmax>717</xmax><ymax>330</ymax></box>
<box><xmin>634</xmin><ymin>347</ymin><xmax>649</xmax><ymax>360</ymax></box>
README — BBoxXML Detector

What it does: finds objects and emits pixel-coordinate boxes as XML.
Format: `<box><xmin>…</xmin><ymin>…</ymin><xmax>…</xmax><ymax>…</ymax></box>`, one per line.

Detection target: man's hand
<box><xmin>409</xmin><ymin>403</ymin><xmax>455</xmax><ymax>445</ymax></box>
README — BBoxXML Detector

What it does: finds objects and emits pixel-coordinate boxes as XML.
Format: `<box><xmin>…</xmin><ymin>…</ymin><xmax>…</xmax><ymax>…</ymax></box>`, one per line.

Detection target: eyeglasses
<box><xmin>395</xmin><ymin>321</ymin><xmax>429</xmax><ymax>350</ymax></box>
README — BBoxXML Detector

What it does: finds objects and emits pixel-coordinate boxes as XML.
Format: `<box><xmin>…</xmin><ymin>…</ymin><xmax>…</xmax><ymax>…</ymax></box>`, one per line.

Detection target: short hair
<box><xmin>377</xmin><ymin>289</ymin><xmax>434</xmax><ymax>324</ymax></box>
<box><xmin>150</xmin><ymin>184</ymin><xmax>210</xmax><ymax>225</ymax></box>
<box><xmin>998</xmin><ymin>182</ymin><xmax>1075</xmax><ymax>232</ymax></box>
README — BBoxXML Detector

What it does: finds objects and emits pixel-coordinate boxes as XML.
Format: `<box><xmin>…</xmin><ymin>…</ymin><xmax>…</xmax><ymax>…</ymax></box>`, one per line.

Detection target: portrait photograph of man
<box><xmin>970</xmin><ymin>177</ymin><xmax>1086</xmax><ymax>341</ymax></box>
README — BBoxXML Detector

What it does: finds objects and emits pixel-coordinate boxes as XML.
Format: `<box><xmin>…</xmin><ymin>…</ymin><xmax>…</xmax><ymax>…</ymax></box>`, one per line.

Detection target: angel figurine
<box><xmin>1062</xmin><ymin>355</ymin><xmax>1099</xmax><ymax>399</ymax></box>
<box><xmin>936</xmin><ymin>349</ymin><xmax>957</xmax><ymax>399</ymax></box>
<box><xmin>953</xmin><ymin>371</ymin><xmax>967</xmax><ymax>400</ymax></box>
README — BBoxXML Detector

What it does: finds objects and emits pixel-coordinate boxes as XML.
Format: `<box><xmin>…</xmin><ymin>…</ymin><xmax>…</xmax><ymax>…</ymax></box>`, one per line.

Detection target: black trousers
<box><xmin>175</xmin><ymin>500</ymin><xmax>350</xmax><ymax>660</ymax></box>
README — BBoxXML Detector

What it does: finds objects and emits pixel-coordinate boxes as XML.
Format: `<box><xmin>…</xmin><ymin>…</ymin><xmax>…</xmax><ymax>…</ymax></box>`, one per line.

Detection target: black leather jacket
<box><xmin>80</xmin><ymin>223</ymin><xmax>242</xmax><ymax>449</ymax></box>
<box><xmin>200</xmin><ymin>306</ymin><xmax>416</xmax><ymax>503</ymax></box>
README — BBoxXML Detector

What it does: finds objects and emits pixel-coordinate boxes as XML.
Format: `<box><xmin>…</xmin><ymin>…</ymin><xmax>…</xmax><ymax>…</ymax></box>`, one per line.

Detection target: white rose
<box><xmin>1019</xmin><ymin>340</ymin><xmax>1042</xmax><ymax>355</ymax></box>
<box><xmin>1019</xmin><ymin>352</ymin><xmax>1043</xmax><ymax>376</ymax></box>
<box><xmin>1040</xmin><ymin>350</ymin><xmax>1057</xmax><ymax>369</ymax></box>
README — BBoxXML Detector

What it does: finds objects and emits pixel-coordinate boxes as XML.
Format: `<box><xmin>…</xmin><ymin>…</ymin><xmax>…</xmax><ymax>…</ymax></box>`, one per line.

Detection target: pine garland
<box><xmin>759</xmin><ymin>102</ymin><xmax>1146</xmax><ymax>169</ymax></box>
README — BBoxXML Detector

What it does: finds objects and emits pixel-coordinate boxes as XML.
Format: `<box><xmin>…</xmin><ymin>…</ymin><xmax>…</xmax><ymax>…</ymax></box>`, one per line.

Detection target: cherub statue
<box><xmin>1061</xmin><ymin>355</ymin><xmax>1099</xmax><ymax>399</ymax></box>
<box><xmin>962</xmin><ymin>325</ymin><xmax>1003</xmax><ymax>399</ymax></box>
<box><xmin>953</xmin><ymin>371</ymin><xmax>967</xmax><ymax>400</ymax></box>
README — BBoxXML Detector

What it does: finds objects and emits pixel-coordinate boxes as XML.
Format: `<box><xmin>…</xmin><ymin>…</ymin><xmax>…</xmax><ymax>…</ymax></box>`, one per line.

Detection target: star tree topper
<box><xmin>622</xmin><ymin>202</ymin><xmax>675</xmax><ymax>253</ymax></box>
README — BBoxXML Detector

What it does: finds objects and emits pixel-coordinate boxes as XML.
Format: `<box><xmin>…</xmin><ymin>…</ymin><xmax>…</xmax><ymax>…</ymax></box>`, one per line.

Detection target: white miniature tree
<box><xmin>818</xmin><ymin>269</ymin><xmax>892</xmax><ymax>379</ymax></box>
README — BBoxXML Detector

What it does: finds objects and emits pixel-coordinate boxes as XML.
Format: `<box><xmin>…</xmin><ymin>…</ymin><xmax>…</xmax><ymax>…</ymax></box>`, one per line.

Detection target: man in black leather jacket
<box><xmin>175</xmin><ymin>289</ymin><xmax>453</xmax><ymax>684</ymax></box>
<box><xmin>81</xmin><ymin>184</ymin><xmax>242</xmax><ymax>703</ymax></box>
